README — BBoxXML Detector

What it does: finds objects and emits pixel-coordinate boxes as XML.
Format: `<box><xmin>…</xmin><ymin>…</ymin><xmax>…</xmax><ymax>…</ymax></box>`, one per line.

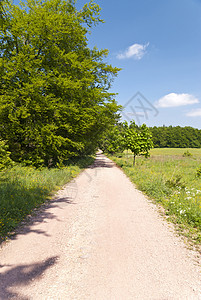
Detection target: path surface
<box><xmin>0</xmin><ymin>154</ymin><xmax>201</xmax><ymax>299</ymax></box>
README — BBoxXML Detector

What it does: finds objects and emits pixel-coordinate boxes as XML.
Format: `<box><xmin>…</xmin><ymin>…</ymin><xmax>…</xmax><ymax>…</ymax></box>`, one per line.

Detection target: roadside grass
<box><xmin>0</xmin><ymin>156</ymin><xmax>94</xmax><ymax>242</ymax></box>
<box><xmin>110</xmin><ymin>148</ymin><xmax>201</xmax><ymax>245</ymax></box>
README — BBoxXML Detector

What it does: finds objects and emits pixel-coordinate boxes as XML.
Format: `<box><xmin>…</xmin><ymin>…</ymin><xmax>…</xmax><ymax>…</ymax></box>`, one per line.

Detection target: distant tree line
<box><xmin>149</xmin><ymin>126</ymin><xmax>201</xmax><ymax>148</ymax></box>
<box><xmin>100</xmin><ymin>124</ymin><xmax>201</xmax><ymax>159</ymax></box>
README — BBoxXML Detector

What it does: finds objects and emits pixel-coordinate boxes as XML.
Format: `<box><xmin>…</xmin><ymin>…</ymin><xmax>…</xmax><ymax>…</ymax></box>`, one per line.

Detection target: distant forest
<box><xmin>149</xmin><ymin>126</ymin><xmax>201</xmax><ymax>148</ymax></box>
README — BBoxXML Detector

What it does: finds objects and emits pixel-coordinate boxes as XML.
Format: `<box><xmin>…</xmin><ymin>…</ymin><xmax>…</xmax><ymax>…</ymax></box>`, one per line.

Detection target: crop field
<box><xmin>110</xmin><ymin>148</ymin><xmax>201</xmax><ymax>244</ymax></box>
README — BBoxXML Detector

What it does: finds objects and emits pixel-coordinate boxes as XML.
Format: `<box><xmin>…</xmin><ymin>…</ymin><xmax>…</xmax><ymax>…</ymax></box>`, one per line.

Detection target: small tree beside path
<box><xmin>123</xmin><ymin>121</ymin><xmax>153</xmax><ymax>166</ymax></box>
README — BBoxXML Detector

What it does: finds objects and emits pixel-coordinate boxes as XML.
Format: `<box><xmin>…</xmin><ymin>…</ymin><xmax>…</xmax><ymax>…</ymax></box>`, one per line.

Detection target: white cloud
<box><xmin>155</xmin><ymin>93</ymin><xmax>199</xmax><ymax>108</ymax></box>
<box><xmin>186</xmin><ymin>108</ymin><xmax>201</xmax><ymax>117</ymax></box>
<box><xmin>117</xmin><ymin>43</ymin><xmax>149</xmax><ymax>60</ymax></box>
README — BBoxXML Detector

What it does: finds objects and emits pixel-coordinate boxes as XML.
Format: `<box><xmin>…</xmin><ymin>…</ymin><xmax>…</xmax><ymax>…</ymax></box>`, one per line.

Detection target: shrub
<box><xmin>165</xmin><ymin>175</ymin><xmax>186</xmax><ymax>189</ymax></box>
<box><xmin>196</xmin><ymin>166</ymin><xmax>201</xmax><ymax>177</ymax></box>
<box><xmin>183</xmin><ymin>150</ymin><xmax>192</xmax><ymax>157</ymax></box>
<box><xmin>0</xmin><ymin>140</ymin><xmax>13</xmax><ymax>170</ymax></box>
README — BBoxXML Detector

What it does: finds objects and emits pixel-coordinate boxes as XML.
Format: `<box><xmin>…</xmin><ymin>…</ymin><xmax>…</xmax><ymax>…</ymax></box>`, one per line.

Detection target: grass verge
<box><xmin>110</xmin><ymin>149</ymin><xmax>201</xmax><ymax>246</ymax></box>
<box><xmin>0</xmin><ymin>156</ymin><xmax>94</xmax><ymax>242</ymax></box>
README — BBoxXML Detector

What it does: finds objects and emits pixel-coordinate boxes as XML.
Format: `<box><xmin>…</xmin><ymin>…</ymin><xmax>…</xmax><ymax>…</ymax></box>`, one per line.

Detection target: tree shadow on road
<box><xmin>68</xmin><ymin>153</ymin><xmax>114</xmax><ymax>170</ymax></box>
<box><xmin>0</xmin><ymin>256</ymin><xmax>58</xmax><ymax>299</ymax></box>
<box><xmin>88</xmin><ymin>153</ymin><xmax>114</xmax><ymax>169</ymax></box>
<box><xmin>0</xmin><ymin>194</ymin><xmax>76</xmax><ymax>247</ymax></box>
<box><xmin>7</xmin><ymin>196</ymin><xmax>75</xmax><ymax>241</ymax></box>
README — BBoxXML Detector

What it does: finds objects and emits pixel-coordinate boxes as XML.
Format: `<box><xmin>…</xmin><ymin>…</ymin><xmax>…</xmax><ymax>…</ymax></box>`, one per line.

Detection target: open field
<box><xmin>150</xmin><ymin>148</ymin><xmax>201</xmax><ymax>157</ymax></box>
<box><xmin>110</xmin><ymin>148</ymin><xmax>201</xmax><ymax>245</ymax></box>
<box><xmin>0</xmin><ymin>157</ymin><xmax>94</xmax><ymax>242</ymax></box>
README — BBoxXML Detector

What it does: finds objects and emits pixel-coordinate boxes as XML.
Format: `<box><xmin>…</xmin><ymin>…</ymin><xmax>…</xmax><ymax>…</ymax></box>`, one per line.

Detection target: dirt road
<box><xmin>0</xmin><ymin>154</ymin><xmax>200</xmax><ymax>299</ymax></box>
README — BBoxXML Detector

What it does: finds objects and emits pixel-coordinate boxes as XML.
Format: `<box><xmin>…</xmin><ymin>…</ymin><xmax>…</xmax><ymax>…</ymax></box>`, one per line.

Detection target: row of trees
<box><xmin>0</xmin><ymin>0</ymin><xmax>121</xmax><ymax>167</ymax></box>
<box><xmin>150</xmin><ymin>126</ymin><xmax>201</xmax><ymax>148</ymax></box>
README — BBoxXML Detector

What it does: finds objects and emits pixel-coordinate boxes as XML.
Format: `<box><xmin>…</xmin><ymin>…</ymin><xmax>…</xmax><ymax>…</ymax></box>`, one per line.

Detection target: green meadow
<box><xmin>0</xmin><ymin>157</ymin><xmax>94</xmax><ymax>242</ymax></box>
<box><xmin>110</xmin><ymin>148</ymin><xmax>201</xmax><ymax>244</ymax></box>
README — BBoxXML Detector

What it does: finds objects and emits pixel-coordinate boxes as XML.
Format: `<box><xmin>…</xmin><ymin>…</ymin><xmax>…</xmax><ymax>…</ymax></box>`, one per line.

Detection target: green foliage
<box><xmin>183</xmin><ymin>150</ymin><xmax>192</xmax><ymax>157</ymax></box>
<box><xmin>165</xmin><ymin>175</ymin><xmax>186</xmax><ymax>189</ymax></box>
<box><xmin>100</xmin><ymin>121</ymin><xmax>153</xmax><ymax>165</ymax></box>
<box><xmin>110</xmin><ymin>151</ymin><xmax>201</xmax><ymax>243</ymax></box>
<box><xmin>0</xmin><ymin>156</ymin><xmax>94</xmax><ymax>241</ymax></box>
<box><xmin>196</xmin><ymin>166</ymin><xmax>201</xmax><ymax>177</ymax></box>
<box><xmin>168</xmin><ymin>188</ymin><xmax>201</xmax><ymax>231</ymax></box>
<box><xmin>0</xmin><ymin>139</ymin><xmax>13</xmax><ymax>170</ymax></box>
<box><xmin>0</xmin><ymin>0</ymin><xmax>121</xmax><ymax>167</ymax></box>
<box><xmin>150</xmin><ymin>126</ymin><xmax>201</xmax><ymax>148</ymax></box>
<box><xmin>99</xmin><ymin>123</ymin><xmax>124</xmax><ymax>154</ymax></box>
<box><xmin>123</xmin><ymin>121</ymin><xmax>153</xmax><ymax>165</ymax></box>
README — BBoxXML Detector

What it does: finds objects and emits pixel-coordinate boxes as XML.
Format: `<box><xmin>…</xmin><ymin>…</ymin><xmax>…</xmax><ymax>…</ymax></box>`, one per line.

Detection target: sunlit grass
<box><xmin>150</xmin><ymin>148</ymin><xmax>201</xmax><ymax>156</ymax></box>
<box><xmin>110</xmin><ymin>149</ymin><xmax>201</xmax><ymax>244</ymax></box>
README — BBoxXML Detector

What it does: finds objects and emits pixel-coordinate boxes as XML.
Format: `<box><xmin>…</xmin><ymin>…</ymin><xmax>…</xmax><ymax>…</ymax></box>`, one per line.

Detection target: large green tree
<box><xmin>0</xmin><ymin>0</ymin><xmax>120</xmax><ymax>166</ymax></box>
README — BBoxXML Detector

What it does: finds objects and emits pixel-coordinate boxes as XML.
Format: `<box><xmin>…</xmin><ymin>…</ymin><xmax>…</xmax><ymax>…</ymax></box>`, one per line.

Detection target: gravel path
<box><xmin>0</xmin><ymin>153</ymin><xmax>200</xmax><ymax>299</ymax></box>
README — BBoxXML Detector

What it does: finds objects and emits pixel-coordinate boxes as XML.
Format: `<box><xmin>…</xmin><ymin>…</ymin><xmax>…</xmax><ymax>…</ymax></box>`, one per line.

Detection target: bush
<box><xmin>183</xmin><ymin>150</ymin><xmax>192</xmax><ymax>157</ymax></box>
<box><xmin>196</xmin><ymin>166</ymin><xmax>201</xmax><ymax>177</ymax></box>
<box><xmin>0</xmin><ymin>140</ymin><xmax>13</xmax><ymax>170</ymax></box>
<box><xmin>165</xmin><ymin>175</ymin><xmax>186</xmax><ymax>189</ymax></box>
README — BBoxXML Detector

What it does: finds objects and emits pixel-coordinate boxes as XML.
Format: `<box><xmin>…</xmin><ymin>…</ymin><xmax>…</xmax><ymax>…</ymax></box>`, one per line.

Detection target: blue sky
<box><xmin>14</xmin><ymin>0</ymin><xmax>201</xmax><ymax>128</ymax></box>
<box><xmin>79</xmin><ymin>0</ymin><xmax>201</xmax><ymax>129</ymax></box>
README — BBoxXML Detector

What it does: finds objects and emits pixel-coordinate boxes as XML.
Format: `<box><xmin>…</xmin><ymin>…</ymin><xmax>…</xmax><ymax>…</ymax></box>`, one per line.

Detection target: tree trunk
<box><xmin>133</xmin><ymin>154</ymin><xmax>136</xmax><ymax>166</ymax></box>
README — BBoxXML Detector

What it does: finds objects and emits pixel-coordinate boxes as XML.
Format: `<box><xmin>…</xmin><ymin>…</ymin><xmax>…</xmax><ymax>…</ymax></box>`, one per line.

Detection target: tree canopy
<box><xmin>150</xmin><ymin>126</ymin><xmax>201</xmax><ymax>148</ymax></box>
<box><xmin>99</xmin><ymin>123</ymin><xmax>124</xmax><ymax>155</ymax></box>
<box><xmin>123</xmin><ymin>121</ymin><xmax>153</xmax><ymax>165</ymax></box>
<box><xmin>100</xmin><ymin>121</ymin><xmax>153</xmax><ymax>165</ymax></box>
<box><xmin>0</xmin><ymin>0</ymin><xmax>121</xmax><ymax>167</ymax></box>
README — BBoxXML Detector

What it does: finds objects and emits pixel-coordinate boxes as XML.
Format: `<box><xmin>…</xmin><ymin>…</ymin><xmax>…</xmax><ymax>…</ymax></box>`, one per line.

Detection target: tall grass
<box><xmin>0</xmin><ymin>156</ymin><xmax>94</xmax><ymax>241</ymax></box>
<box><xmin>111</xmin><ymin>149</ymin><xmax>201</xmax><ymax>244</ymax></box>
